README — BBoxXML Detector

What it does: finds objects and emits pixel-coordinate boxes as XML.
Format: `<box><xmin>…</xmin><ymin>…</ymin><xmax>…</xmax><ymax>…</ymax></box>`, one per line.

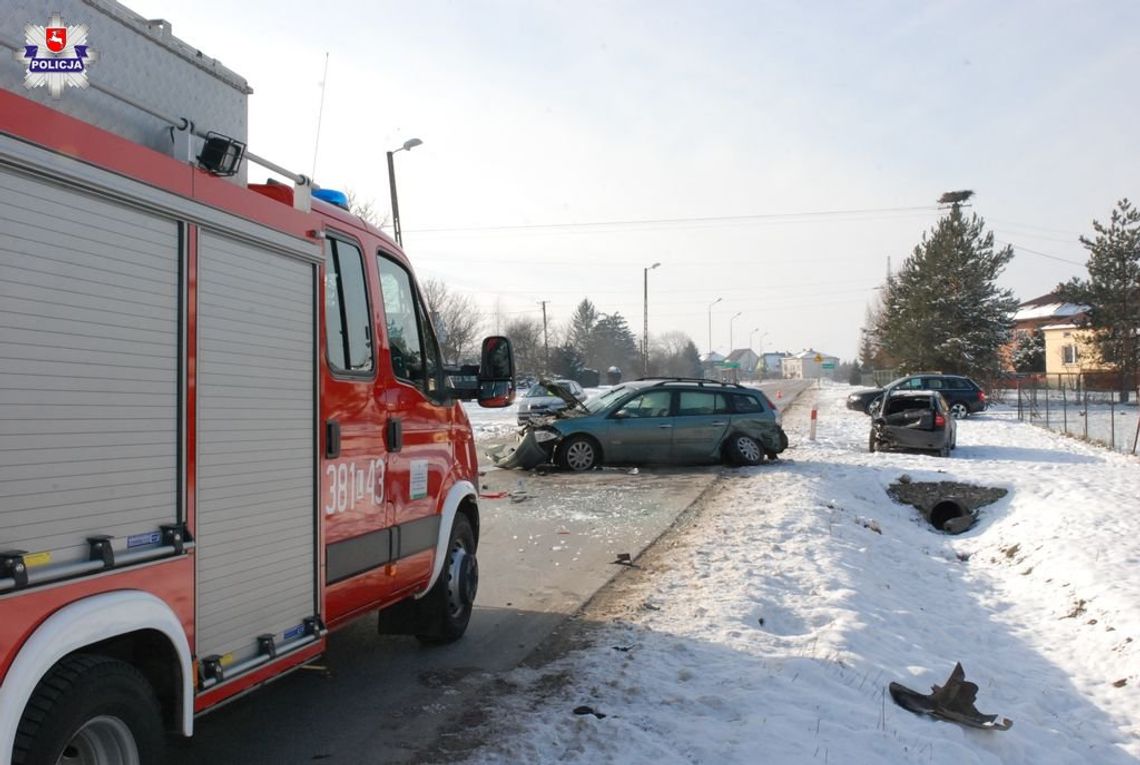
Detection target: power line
<box><xmin>997</xmin><ymin>240</ymin><xmax>1085</xmax><ymax>266</ymax></box>
<box><xmin>406</xmin><ymin>205</ymin><xmax>939</xmax><ymax>235</ymax></box>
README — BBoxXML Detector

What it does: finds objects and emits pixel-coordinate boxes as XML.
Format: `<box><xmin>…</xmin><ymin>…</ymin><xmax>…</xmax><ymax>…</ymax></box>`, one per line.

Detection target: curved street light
<box><xmin>728</xmin><ymin>311</ymin><xmax>743</xmax><ymax>353</ymax></box>
<box><xmin>643</xmin><ymin>262</ymin><xmax>661</xmax><ymax>377</ymax></box>
<box><xmin>386</xmin><ymin>137</ymin><xmax>423</xmax><ymax>246</ymax></box>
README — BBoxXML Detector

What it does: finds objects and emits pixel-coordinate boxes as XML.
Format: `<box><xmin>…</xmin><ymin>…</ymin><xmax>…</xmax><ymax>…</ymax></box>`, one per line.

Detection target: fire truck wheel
<box><xmin>417</xmin><ymin>514</ymin><xmax>478</xmax><ymax>645</ymax></box>
<box><xmin>13</xmin><ymin>653</ymin><xmax>165</xmax><ymax>765</ymax></box>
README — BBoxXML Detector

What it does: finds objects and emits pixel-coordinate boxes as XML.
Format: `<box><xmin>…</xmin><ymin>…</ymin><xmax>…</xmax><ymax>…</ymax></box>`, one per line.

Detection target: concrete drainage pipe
<box><xmin>927</xmin><ymin>498</ymin><xmax>972</xmax><ymax>533</ymax></box>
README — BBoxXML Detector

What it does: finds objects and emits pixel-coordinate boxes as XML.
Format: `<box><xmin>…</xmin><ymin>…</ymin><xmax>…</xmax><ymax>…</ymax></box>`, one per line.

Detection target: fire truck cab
<box><xmin>0</xmin><ymin>4</ymin><xmax>514</xmax><ymax>762</ymax></box>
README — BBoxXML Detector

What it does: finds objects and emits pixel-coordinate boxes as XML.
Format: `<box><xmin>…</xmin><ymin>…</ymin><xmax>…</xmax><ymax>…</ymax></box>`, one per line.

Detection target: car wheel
<box><xmin>558</xmin><ymin>436</ymin><xmax>599</xmax><ymax>471</ymax></box>
<box><xmin>949</xmin><ymin>402</ymin><xmax>968</xmax><ymax>420</ymax></box>
<box><xmin>938</xmin><ymin>443</ymin><xmax>951</xmax><ymax>458</ymax></box>
<box><xmin>13</xmin><ymin>654</ymin><xmax>165</xmax><ymax>765</ymax></box>
<box><xmin>415</xmin><ymin>514</ymin><xmax>478</xmax><ymax>644</ymax></box>
<box><xmin>866</xmin><ymin>396</ymin><xmax>882</xmax><ymax>415</ymax></box>
<box><xmin>725</xmin><ymin>433</ymin><xmax>764</xmax><ymax>466</ymax></box>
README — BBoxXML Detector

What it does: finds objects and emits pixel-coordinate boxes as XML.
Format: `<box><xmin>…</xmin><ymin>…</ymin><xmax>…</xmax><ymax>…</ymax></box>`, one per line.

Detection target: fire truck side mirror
<box><xmin>477</xmin><ymin>336</ymin><xmax>515</xmax><ymax>408</ymax></box>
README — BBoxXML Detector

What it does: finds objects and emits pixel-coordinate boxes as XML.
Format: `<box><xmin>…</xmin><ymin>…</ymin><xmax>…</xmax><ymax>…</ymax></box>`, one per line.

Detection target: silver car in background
<box><xmin>517</xmin><ymin>379</ymin><xmax>586</xmax><ymax>424</ymax></box>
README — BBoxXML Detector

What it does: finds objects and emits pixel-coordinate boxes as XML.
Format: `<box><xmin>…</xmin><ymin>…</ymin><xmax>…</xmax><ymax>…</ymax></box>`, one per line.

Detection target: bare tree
<box><xmin>501</xmin><ymin>316</ymin><xmax>544</xmax><ymax>375</ymax></box>
<box><xmin>421</xmin><ymin>278</ymin><xmax>483</xmax><ymax>364</ymax></box>
<box><xmin>649</xmin><ymin>331</ymin><xmax>702</xmax><ymax>377</ymax></box>
<box><xmin>344</xmin><ymin>188</ymin><xmax>387</xmax><ymax>229</ymax></box>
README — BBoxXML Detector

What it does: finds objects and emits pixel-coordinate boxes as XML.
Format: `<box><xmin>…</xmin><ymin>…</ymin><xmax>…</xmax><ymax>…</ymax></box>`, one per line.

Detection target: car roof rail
<box><xmin>635</xmin><ymin>376</ymin><xmax>747</xmax><ymax>390</ymax></box>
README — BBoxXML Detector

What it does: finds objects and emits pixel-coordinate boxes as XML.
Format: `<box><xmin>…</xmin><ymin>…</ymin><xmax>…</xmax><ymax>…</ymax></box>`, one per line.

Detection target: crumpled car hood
<box><xmin>537</xmin><ymin>378</ymin><xmax>588</xmax><ymax>413</ymax></box>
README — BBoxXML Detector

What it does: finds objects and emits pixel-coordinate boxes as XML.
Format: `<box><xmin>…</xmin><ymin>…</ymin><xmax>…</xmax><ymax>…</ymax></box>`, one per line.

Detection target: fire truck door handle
<box><xmin>325</xmin><ymin>420</ymin><xmax>340</xmax><ymax>459</ymax></box>
<box><xmin>386</xmin><ymin>419</ymin><xmax>403</xmax><ymax>452</ymax></box>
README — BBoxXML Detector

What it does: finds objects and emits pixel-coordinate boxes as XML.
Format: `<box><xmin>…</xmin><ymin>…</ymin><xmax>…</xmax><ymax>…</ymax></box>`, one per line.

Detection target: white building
<box><xmin>781</xmin><ymin>349</ymin><xmax>840</xmax><ymax>379</ymax></box>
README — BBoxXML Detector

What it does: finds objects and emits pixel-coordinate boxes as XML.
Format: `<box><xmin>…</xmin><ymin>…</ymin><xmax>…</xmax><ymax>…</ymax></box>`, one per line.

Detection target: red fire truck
<box><xmin>0</xmin><ymin>11</ymin><xmax>514</xmax><ymax>763</ymax></box>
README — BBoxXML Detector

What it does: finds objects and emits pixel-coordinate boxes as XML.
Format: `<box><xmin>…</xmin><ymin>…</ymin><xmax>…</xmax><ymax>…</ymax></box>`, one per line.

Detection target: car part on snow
<box><xmin>889</xmin><ymin>663</ymin><xmax>1012</xmax><ymax>731</ymax></box>
<box><xmin>572</xmin><ymin>705</ymin><xmax>607</xmax><ymax>719</ymax></box>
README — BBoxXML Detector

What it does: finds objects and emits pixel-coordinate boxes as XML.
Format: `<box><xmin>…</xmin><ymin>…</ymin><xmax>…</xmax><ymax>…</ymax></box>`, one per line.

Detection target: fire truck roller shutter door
<box><xmin>0</xmin><ymin>165</ymin><xmax>180</xmax><ymax>573</ymax></box>
<box><xmin>195</xmin><ymin>230</ymin><xmax>319</xmax><ymax>670</ymax></box>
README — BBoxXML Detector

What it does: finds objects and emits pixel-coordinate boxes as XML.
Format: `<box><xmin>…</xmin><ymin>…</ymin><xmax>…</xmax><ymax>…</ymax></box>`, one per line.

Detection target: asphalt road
<box><xmin>168</xmin><ymin>378</ymin><xmax>810</xmax><ymax>764</ymax></box>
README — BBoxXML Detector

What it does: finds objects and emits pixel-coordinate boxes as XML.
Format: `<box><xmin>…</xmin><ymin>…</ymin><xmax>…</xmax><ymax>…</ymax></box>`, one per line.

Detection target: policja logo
<box><xmin>18</xmin><ymin>13</ymin><xmax>97</xmax><ymax>98</ymax></box>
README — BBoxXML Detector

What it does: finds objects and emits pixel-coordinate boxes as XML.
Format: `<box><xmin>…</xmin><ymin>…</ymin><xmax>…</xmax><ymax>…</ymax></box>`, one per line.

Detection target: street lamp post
<box><xmin>643</xmin><ymin>262</ymin><xmax>661</xmax><ymax>377</ymax></box>
<box><xmin>386</xmin><ymin>138</ymin><xmax>422</xmax><ymax>246</ymax></box>
<box><xmin>707</xmin><ymin>297</ymin><xmax>722</xmax><ymax>357</ymax></box>
<box><xmin>750</xmin><ymin>328</ymin><xmax>764</xmax><ymax>379</ymax></box>
<box><xmin>728</xmin><ymin>311</ymin><xmax>742</xmax><ymax>353</ymax></box>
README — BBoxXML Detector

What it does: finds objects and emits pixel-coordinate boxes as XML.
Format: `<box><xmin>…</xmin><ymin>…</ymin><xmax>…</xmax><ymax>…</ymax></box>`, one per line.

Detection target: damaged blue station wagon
<box><xmin>494</xmin><ymin>378</ymin><xmax>789</xmax><ymax>471</ymax></box>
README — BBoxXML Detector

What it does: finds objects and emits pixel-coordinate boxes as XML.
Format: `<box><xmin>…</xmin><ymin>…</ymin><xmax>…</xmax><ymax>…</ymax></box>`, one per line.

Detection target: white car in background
<box><xmin>517</xmin><ymin>379</ymin><xmax>586</xmax><ymax>424</ymax></box>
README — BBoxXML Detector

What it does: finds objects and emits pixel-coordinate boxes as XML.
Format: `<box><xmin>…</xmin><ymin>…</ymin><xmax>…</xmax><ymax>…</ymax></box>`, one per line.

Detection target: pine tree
<box><xmin>876</xmin><ymin>205</ymin><xmax>1017</xmax><ymax>379</ymax></box>
<box><xmin>567</xmin><ymin>300</ymin><xmax>598</xmax><ymax>360</ymax></box>
<box><xmin>590</xmin><ymin>313</ymin><xmax>639</xmax><ymax>372</ymax></box>
<box><xmin>1055</xmin><ymin>199</ymin><xmax>1140</xmax><ymax>396</ymax></box>
<box><xmin>1011</xmin><ymin>328</ymin><xmax>1045</xmax><ymax>373</ymax></box>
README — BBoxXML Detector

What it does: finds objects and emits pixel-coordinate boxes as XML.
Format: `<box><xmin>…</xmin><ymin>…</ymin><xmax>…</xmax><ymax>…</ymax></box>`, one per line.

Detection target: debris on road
<box><xmin>487</xmin><ymin>431</ymin><xmax>552</xmax><ymax>471</ymax></box>
<box><xmin>889</xmin><ymin>663</ymin><xmax>1012</xmax><ymax>731</ymax></box>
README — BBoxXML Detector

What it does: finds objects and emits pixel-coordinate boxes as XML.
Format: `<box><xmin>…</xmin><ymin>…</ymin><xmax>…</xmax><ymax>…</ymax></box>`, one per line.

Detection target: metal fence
<box><xmin>1008</xmin><ymin>374</ymin><xmax>1140</xmax><ymax>455</ymax></box>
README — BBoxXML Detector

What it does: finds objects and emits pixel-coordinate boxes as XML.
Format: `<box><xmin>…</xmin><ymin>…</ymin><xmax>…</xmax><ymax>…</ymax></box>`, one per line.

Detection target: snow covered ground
<box><xmin>455</xmin><ymin>382</ymin><xmax>1140</xmax><ymax>765</ymax></box>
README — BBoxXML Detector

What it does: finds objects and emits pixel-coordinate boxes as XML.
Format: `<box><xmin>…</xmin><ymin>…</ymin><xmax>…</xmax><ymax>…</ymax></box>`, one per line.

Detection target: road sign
<box><xmin>822</xmin><ymin>361</ymin><xmax>836</xmax><ymax>369</ymax></box>
<box><xmin>813</xmin><ymin>354</ymin><xmax>823</xmax><ymax>362</ymax></box>
<box><xmin>720</xmin><ymin>361</ymin><xmax>740</xmax><ymax>369</ymax></box>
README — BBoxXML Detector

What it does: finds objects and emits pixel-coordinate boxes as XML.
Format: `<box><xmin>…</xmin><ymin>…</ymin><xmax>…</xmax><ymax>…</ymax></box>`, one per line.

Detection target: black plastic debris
<box><xmin>573</xmin><ymin>705</ymin><xmax>607</xmax><ymax>719</ymax></box>
<box><xmin>612</xmin><ymin>553</ymin><xmax>634</xmax><ymax>566</ymax></box>
<box><xmin>889</xmin><ymin>663</ymin><xmax>1012</xmax><ymax>731</ymax></box>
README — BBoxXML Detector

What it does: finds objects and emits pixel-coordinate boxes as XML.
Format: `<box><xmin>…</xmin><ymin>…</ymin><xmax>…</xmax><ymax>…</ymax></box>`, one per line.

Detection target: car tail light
<box><xmin>978</xmin><ymin>390</ymin><xmax>986</xmax><ymax>401</ymax></box>
<box><xmin>934</xmin><ymin>413</ymin><xmax>946</xmax><ymax>428</ymax></box>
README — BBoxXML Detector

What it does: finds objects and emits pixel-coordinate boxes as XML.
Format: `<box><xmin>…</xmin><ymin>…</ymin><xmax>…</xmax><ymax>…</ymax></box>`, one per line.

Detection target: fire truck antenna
<box><xmin>311</xmin><ymin>51</ymin><xmax>330</xmax><ymax>180</ymax></box>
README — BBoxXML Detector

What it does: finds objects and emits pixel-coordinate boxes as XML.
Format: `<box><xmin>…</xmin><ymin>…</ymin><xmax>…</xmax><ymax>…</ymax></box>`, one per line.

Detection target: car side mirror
<box><xmin>477</xmin><ymin>336</ymin><xmax>515</xmax><ymax>408</ymax></box>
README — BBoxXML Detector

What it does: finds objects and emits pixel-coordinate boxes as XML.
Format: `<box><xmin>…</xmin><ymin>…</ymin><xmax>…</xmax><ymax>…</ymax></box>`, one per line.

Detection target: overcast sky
<box><xmin>128</xmin><ymin>0</ymin><xmax>1140</xmax><ymax>360</ymax></box>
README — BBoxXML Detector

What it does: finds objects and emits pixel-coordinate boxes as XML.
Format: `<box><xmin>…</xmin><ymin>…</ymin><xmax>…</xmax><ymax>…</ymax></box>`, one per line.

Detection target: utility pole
<box><xmin>539</xmin><ymin>300</ymin><xmax>549</xmax><ymax>374</ymax></box>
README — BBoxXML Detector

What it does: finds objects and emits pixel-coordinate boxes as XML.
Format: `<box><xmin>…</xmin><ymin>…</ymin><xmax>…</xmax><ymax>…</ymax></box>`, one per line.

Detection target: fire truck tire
<box><xmin>13</xmin><ymin>653</ymin><xmax>165</xmax><ymax>765</ymax></box>
<box><xmin>416</xmin><ymin>514</ymin><xmax>478</xmax><ymax>645</ymax></box>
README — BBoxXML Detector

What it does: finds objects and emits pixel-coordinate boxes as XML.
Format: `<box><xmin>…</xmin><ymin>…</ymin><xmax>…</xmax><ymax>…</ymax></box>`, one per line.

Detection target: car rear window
<box><xmin>677</xmin><ymin>391</ymin><xmax>730</xmax><ymax>416</ymax></box>
<box><xmin>885</xmin><ymin>396</ymin><xmax>933</xmax><ymax>415</ymax></box>
<box><xmin>730</xmin><ymin>393</ymin><xmax>765</xmax><ymax>413</ymax></box>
